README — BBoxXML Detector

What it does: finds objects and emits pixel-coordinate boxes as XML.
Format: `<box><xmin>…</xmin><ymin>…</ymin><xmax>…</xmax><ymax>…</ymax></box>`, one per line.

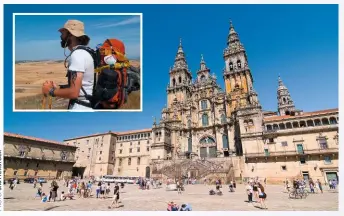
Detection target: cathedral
<box><xmin>148</xmin><ymin>20</ymin><xmax>339</xmax><ymax>183</ymax></box>
<box><xmin>53</xmin><ymin>21</ymin><xmax>338</xmax><ymax>184</ymax></box>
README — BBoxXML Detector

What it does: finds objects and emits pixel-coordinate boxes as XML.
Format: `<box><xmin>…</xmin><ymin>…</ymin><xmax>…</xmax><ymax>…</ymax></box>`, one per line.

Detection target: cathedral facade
<box><xmin>63</xmin><ymin>21</ymin><xmax>338</xmax><ymax>184</ymax></box>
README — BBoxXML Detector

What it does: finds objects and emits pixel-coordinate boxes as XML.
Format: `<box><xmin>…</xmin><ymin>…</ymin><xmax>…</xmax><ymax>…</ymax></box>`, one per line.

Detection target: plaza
<box><xmin>4</xmin><ymin>181</ymin><xmax>338</xmax><ymax>211</ymax></box>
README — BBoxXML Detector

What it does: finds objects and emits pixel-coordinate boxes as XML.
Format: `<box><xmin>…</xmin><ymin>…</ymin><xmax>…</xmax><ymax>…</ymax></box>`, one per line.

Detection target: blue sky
<box><xmin>15</xmin><ymin>15</ymin><xmax>141</xmax><ymax>60</ymax></box>
<box><xmin>4</xmin><ymin>4</ymin><xmax>338</xmax><ymax>142</ymax></box>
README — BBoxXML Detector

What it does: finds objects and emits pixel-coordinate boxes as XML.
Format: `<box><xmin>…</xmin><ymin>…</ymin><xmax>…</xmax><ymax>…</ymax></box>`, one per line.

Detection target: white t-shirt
<box><xmin>67</xmin><ymin>46</ymin><xmax>94</xmax><ymax>110</ymax></box>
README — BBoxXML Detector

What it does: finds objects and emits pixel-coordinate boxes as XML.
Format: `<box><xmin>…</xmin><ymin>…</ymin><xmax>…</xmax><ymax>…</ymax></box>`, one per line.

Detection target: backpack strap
<box><xmin>71</xmin><ymin>46</ymin><xmax>98</xmax><ymax>106</ymax></box>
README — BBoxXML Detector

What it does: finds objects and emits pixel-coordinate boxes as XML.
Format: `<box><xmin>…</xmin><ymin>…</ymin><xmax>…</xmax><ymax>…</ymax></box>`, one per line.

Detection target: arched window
<box><xmin>222</xmin><ymin>134</ymin><xmax>229</xmax><ymax>149</ymax></box>
<box><xmin>200</xmin><ymin>75</ymin><xmax>206</xmax><ymax>82</ymax></box>
<box><xmin>292</xmin><ymin>121</ymin><xmax>299</xmax><ymax>128</ymax></box>
<box><xmin>187</xmin><ymin>119</ymin><xmax>191</xmax><ymax>128</ymax></box>
<box><xmin>202</xmin><ymin>113</ymin><xmax>209</xmax><ymax>126</ymax></box>
<box><xmin>329</xmin><ymin>117</ymin><xmax>337</xmax><ymax>124</ymax></box>
<box><xmin>178</xmin><ymin>76</ymin><xmax>182</xmax><ymax>84</ymax></box>
<box><xmin>307</xmin><ymin>120</ymin><xmax>314</xmax><ymax>127</ymax></box>
<box><xmin>200</xmin><ymin>136</ymin><xmax>216</xmax><ymax>144</ymax></box>
<box><xmin>266</xmin><ymin>125</ymin><xmax>272</xmax><ymax>131</ymax></box>
<box><xmin>221</xmin><ymin>113</ymin><xmax>226</xmax><ymax>124</ymax></box>
<box><xmin>172</xmin><ymin>78</ymin><xmax>176</xmax><ymax>86</ymax></box>
<box><xmin>283</xmin><ymin>98</ymin><xmax>286</xmax><ymax>103</ymax></box>
<box><xmin>314</xmin><ymin>119</ymin><xmax>321</xmax><ymax>126</ymax></box>
<box><xmin>279</xmin><ymin>123</ymin><xmax>285</xmax><ymax>130</ymax></box>
<box><xmin>285</xmin><ymin>110</ymin><xmax>290</xmax><ymax>115</ymax></box>
<box><xmin>322</xmin><ymin>118</ymin><xmax>329</xmax><ymax>125</ymax></box>
<box><xmin>229</xmin><ymin>62</ymin><xmax>233</xmax><ymax>71</ymax></box>
<box><xmin>286</xmin><ymin>122</ymin><xmax>292</xmax><ymax>129</ymax></box>
<box><xmin>273</xmin><ymin>124</ymin><xmax>279</xmax><ymax>130</ymax></box>
<box><xmin>188</xmin><ymin>137</ymin><xmax>192</xmax><ymax>152</ymax></box>
<box><xmin>237</xmin><ymin>60</ymin><xmax>241</xmax><ymax>68</ymax></box>
<box><xmin>201</xmin><ymin>100</ymin><xmax>207</xmax><ymax>110</ymax></box>
<box><xmin>300</xmin><ymin>121</ymin><xmax>306</xmax><ymax>127</ymax></box>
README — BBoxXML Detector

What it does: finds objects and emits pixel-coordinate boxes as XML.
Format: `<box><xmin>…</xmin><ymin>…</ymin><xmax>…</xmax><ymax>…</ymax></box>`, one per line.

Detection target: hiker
<box><xmin>42</xmin><ymin>20</ymin><xmax>94</xmax><ymax>110</ymax></box>
<box><xmin>42</xmin><ymin>20</ymin><xmax>139</xmax><ymax>110</ymax></box>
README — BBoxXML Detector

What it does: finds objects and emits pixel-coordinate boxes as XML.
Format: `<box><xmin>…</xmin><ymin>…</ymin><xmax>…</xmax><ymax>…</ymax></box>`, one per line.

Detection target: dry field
<box><xmin>15</xmin><ymin>60</ymin><xmax>140</xmax><ymax>110</ymax></box>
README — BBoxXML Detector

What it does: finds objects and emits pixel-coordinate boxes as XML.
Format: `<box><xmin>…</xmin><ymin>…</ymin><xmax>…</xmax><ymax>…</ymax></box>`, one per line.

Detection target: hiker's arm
<box><xmin>53</xmin><ymin>72</ymin><xmax>83</xmax><ymax>99</ymax></box>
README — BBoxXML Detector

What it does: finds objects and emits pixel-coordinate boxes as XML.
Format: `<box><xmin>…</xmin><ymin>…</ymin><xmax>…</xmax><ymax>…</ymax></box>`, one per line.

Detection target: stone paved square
<box><xmin>3</xmin><ymin>181</ymin><xmax>338</xmax><ymax>211</ymax></box>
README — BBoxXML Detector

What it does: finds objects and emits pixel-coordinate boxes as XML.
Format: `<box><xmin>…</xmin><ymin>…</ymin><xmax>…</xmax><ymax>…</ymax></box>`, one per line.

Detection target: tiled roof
<box><xmin>264</xmin><ymin>108</ymin><xmax>338</xmax><ymax>122</ymax></box>
<box><xmin>116</xmin><ymin>128</ymin><xmax>152</xmax><ymax>135</ymax></box>
<box><xmin>63</xmin><ymin>132</ymin><xmax>116</xmax><ymax>141</ymax></box>
<box><xmin>4</xmin><ymin>132</ymin><xmax>76</xmax><ymax>148</ymax></box>
<box><xmin>63</xmin><ymin>128</ymin><xmax>152</xmax><ymax>141</ymax></box>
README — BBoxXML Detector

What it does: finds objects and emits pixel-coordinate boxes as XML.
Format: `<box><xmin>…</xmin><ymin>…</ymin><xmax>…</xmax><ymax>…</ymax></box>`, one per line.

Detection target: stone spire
<box><xmin>227</xmin><ymin>19</ymin><xmax>240</xmax><ymax>45</ymax></box>
<box><xmin>200</xmin><ymin>54</ymin><xmax>207</xmax><ymax>71</ymax></box>
<box><xmin>173</xmin><ymin>38</ymin><xmax>188</xmax><ymax>70</ymax></box>
<box><xmin>277</xmin><ymin>76</ymin><xmax>296</xmax><ymax>116</ymax></box>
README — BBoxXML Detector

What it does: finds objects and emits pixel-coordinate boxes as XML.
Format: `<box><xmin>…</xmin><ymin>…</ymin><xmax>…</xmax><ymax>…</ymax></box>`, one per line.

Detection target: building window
<box><xmin>88</xmin><ymin>148</ymin><xmax>91</xmax><ymax>153</ymax></box>
<box><xmin>221</xmin><ymin>114</ymin><xmax>226</xmax><ymax>124</ymax></box>
<box><xmin>87</xmin><ymin>140</ymin><xmax>89</xmax><ymax>145</ymax></box>
<box><xmin>128</xmin><ymin>158</ymin><xmax>131</xmax><ymax>165</ymax></box>
<box><xmin>147</xmin><ymin>147</ymin><xmax>150</xmax><ymax>152</ymax></box>
<box><xmin>147</xmin><ymin>140</ymin><xmax>150</xmax><ymax>144</ymax></box>
<box><xmin>99</xmin><ymin>157</ymin><xmax>101</xmax><ymax>161</ymax></box>
<box><xmin>296</xmin><ymin>144</ymin><xmax>304</xmax><ymax>154</ymax></box>
<box><xmin>100</xmin><ymin>151</ymin><xmax>102</xmax><ymax>155</ymax></box>
<box><xmin>202</xmin><ymin>113</ymin><xmax>209</xmax><ymax>126</ymax></box>
<box><xmin>119</xmin><ymin>159</ymin><xmax>122</xmax><ymax>166</ymax></box>
<box><xmin>319</xmin><ymin>139</ymin><xmax>328</xmax><ymax>149</ymax></box>
<box><xmin>222</xmin><ymin>135</ymin><xmax>229</xmax><ymax>149</ymax></box>
<box><xmin>237</xmin><ymin>60</ymin><xmax>241</xmax><ymax>68</ymax></box>
<box><xmin>120</xmin><ymin>143</ymin><xmax>123</xmax><ymax>147</ymax></box>
<box><xmin>61</xmin><ymin>151</ymin><xmax>67</xmax><ymax>160</ymax></box>
<box><xmin>187</xmin><ymin>137</ymin><xmax>192</xmax><ymax>152</ymax></box>
<box><xmin>300</xmin><ymin>157</ymin><xmax>306</xmax><ymax>164</ymax></box>
<box><xmin>281</xmin><ymin>141</ymin><xmax>288</xmax><ymax>147</ymax></box>
<box><xmin>137</xmin><ymin>157</ymin><xmax>141</xmax><ymax>165</ymax></box>
<box><xmin>119</xmin><ymin>149</ymin><xmax>122</xmax><ymax>154</ymax></box>
<box><xmin>281</xmin><ymin>165</ymin><xmax>287</xmax><ymax>171</ymax></box>
<box><xmin>138</xmin><ymin>141</ymin><xmax>140</xmax><ymax>145</ymax></box>
<box><xmin>324</xmin><ymin>156</ymin><xmax>332</xmax><ymax>164</ymax></box>
<box><xmin>158</xmin><ymin>156</ymin><xmax>160</xmax><ymax>159</ymax></box>
<box><xmin>129</xmin><ymin>148</ymin><xmax>132</xmax><ymax>153</ymax></box>
<box><xmin>87</xmin><ymin>155</ymin><xmax>90</xmax><ymax>159</ymax></box>
<box><xmin>130</xmin><ymin>142</ymin><xmax>132</xmax><ymax>146</ymax></box>
<box><xmin>137</xmin><ymin>147</ymin><xmax>140</xmax><ymax>152</ymax></box>
<box><xmin>229</xmin><ymin>62</ymin><xmax>233</xmax><ymax>71</ymax></box>
<box><xmin>201</xmin><ymin>100</ymin><xmax>207</xmax><ymax>110</ymax></box>
<box><xmin>268</xmin><ymin>138</ymin><xmax>274</xmax><ymax>143</ymax></box>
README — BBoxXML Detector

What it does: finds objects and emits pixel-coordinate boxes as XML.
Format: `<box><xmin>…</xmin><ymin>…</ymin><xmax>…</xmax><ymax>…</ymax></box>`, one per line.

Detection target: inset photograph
<box><xmin>14</xmin><ymin>13</ymin><xmax>142</xmax><ymax>111</ymax></box>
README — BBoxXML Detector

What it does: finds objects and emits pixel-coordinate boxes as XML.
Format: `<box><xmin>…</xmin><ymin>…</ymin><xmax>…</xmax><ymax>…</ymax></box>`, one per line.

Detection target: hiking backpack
<box><xmin>74</xmin><ymin>39</ymin><xmax>130</xmax><ymax>109</ymax></box>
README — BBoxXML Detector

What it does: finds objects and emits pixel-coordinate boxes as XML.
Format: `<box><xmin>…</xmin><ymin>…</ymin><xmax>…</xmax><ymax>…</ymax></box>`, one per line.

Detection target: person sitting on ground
<box><xmin>41</xmin><ymin>193</ymin><xmax>48</xmax><ymax>203</ymax></box>
<box><xmin>180</xmin><ymin>204</ymin><xmax>192</xmax><ymax>211</ymax></box>
<box><xmin>209</xmin><ymin>189</ymin><xmax>216</xmax><ymax>195</ymax></box>
<box><xmin>60</xmin><ymin>191</ymin><xmax>74</xmax><ymax>201</ymax></box>
<box><xmin>35</xmin><ymin>187</ymin><xmax>43</xmax><ymax>199</ymax></box>
<box><xmin>167</xmin><ymin>201</ymin><xmax>179</xmax><ymax>211</ymax></box>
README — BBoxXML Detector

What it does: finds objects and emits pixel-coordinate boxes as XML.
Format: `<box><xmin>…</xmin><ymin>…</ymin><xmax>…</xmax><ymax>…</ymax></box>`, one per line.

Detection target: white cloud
<box><xmin>94</xmin><ymin>16</ymin><xmax>140</xmax><ymax>29</ymax></box>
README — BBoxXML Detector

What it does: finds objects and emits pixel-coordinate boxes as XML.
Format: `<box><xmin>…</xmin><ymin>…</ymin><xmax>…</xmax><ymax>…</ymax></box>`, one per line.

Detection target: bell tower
<box><xmin>277</xmin><ymin>76</ymin><xmax>296</xmax><ymax>116</ymax></box>
<box><xmin>167</xmin><ymin>39</ymin><xmax>192</xmax><ymax>107</ymax></box>
<box><xmin>223</xmin><ymin>20</ymin><xmax>258</xmax><ymax>116</ymax></box>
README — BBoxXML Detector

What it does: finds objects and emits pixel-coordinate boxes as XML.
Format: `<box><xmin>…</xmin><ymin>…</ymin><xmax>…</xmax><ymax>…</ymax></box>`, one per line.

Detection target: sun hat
<box><xmin>59</xmin><ymin>20</ymin><xmax>87</xmax><ymax>37</ymax></box>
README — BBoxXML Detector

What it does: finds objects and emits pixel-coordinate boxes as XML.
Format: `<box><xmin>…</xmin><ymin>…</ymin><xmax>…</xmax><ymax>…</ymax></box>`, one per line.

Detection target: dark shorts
<box><xmin>100</xmin><ymin>190</ymin><xmax>105</xmax><ymax>195</ymax></box>
<box><xmin>253</xmin><ymin>186</ymin><xmax>258</xmax><ymax>191</ymax></box>
<box><xmin>259</xmin><ymin>193</ymin><xmax>267</xmax><ymax>199</ymax></box>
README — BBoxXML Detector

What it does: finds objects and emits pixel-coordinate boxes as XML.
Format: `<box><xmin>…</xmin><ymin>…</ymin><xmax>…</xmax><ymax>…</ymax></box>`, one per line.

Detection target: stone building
<box><xmin>64</xmin><ymin>132</ymin><xmax>117</xmax><ymax>178</ymax></box>
<box><xmin>4</xmin><ymin>132</ymin><xmax>77</xmax><ymax>180</ymax></box>
<box><xmin>64</xmin><ymin>21</ymin><xmax>338</xmax><ymax>184</ymax></box>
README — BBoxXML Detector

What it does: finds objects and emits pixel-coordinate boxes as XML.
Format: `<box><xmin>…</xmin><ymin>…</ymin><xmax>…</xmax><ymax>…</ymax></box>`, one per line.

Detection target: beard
<box><xmin>60</xmin><ymin>35</ymin><xmax>71</xmax><ymax>48</ymax></box>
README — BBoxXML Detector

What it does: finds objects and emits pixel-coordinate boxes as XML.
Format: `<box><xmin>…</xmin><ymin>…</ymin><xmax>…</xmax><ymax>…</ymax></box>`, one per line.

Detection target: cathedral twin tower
<box><xmin>156</xmin><ymin>20</ymin><xmax>296</xmax><ymax>158</ymax></box>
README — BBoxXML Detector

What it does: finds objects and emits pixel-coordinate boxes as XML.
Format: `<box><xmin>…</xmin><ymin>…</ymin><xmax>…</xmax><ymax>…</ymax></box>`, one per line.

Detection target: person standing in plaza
<box><xmin>50</xmin><ymin>180</ymin><xmax>59</xmax><ymax>202</ymax></box>
<box><xmin>316</xmin><ymin>179</ymin><xmax>323</xmax><ymax>193</ymax></box>
<box><xmin>245</xmin><ymin>182</ymin><xmax>253</xmax><ymax>203</ymax></box>
<box><xmin>257</xmin><ymin>182</ymin><xmax>267</xmax><ymax>209</ymax></box>
<box><xmin>109</xmin><ymin>183</ymin><xmax>120</xmax><ymax>209</ymax></box>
